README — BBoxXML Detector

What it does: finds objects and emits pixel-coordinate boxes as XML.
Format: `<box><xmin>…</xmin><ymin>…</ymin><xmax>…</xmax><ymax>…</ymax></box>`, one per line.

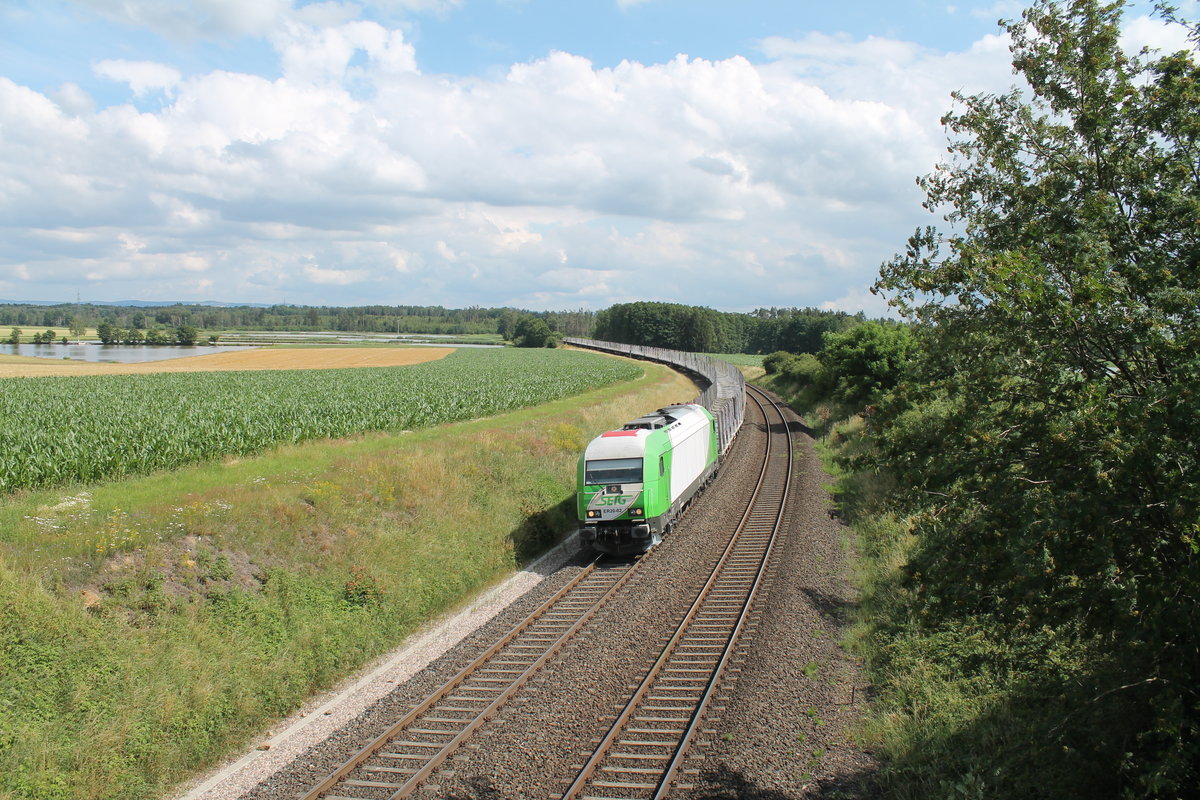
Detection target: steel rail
<box><xmin>652</xmin><ymin>385</ymin><xmax>792</xmax><ymax>797</ymax></box>
<box><xmin>560</xmin><ymin>386</ymin><xmax>793</xmax><ymax>799</ymax></box>
<box><xmin>301</xmin><ymin>555</ymin><xmax>637</xmax><ymax>800</ymax></box>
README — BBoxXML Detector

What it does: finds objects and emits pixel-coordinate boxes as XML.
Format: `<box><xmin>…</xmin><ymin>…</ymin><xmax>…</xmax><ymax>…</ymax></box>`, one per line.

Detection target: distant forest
<box><xmin>0</xmin><ymin>300</ymin><xmax>864</xmax><ymax>354</ymax></box>
<box><xmin>0</xmin><ymin>303</ymin><xmax>594</xmax><ymax>338</ymax></box>
<box><xmin>592</xmin><ymin>302</ymin><xmax>864</xmax><ymax>354</ymax></box>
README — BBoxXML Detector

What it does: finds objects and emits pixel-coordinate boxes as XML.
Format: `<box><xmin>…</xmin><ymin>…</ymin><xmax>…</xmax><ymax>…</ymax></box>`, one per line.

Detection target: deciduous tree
<box><xmin>871</xmin><ymin>1</ymin><xmax>1200</xmax><ymax>794</ymax></box>
<box><xmin>816</xmin><ymin>321</ymin><xmax>915</xmax><ymax>408</ymax></box>
<box><xmin>513</xmin><ymin>316</ymin><xmax>558</xmax><ymax>348</ymax></box>
<box><xmin>174</xmin><ymin>325</ymin><xmax>199</xmax><ymax>346</ymax></box>
<box><xmin>96</xmin><ymin>321</ymin><xmax>117</xmax><ymax>345</ymax></box>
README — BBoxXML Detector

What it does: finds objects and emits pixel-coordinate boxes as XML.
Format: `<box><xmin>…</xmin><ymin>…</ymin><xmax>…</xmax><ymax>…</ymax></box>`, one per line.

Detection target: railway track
<box><xmin>299</xmin><ymin>558</ymin><xmax>640</xmax><ymax>800</ymax></box>
<box><xmin>560</xmin><ymin>384</ymin><xmax>793</xmax><ymax>799</ymax></box>
<box><xmin>297</xmin><ymin>385</ymin><xmax>793</xmax><ymax>800</ymax></box>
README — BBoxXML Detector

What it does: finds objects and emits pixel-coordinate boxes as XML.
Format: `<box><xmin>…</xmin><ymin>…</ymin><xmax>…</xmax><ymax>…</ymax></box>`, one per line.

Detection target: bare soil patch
<box><xmin>0</xmin><ymin>347</ymin><xmax>454</xmax><ymax>378</ymax></box>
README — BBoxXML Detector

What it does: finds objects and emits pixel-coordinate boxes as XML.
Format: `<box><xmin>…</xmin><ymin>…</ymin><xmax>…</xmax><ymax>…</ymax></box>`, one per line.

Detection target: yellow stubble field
<box><xmin>0</xmin><ymin>346</ymin><xmax>455</xmax><ymax>378</ymax></box>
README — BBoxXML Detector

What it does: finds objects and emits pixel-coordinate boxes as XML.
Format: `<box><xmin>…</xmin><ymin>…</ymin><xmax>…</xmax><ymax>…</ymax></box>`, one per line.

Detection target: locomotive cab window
<box><xmin>585</xmin><ymin>458</ymin><xmax>643</xmax><ymax>485</ymax></box>
<box><xmin>659</xmin><ymin>457</ymin><xmax>665</xmax><ymax>476</ymax></box>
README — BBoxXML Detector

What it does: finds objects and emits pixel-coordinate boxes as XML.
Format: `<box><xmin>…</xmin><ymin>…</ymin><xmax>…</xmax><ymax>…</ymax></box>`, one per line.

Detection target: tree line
<box><xmin>0</xmin><ymin>300</ymin><xmax>866</xmax><ymax>354</ymax></box>
<box><xmin>592</xmin><ymin>301</ymin><xmax>864</xmax><ymax>353</ymax></box>
<box><xmin>95</xmin><ymin>321</ymin><xmax>202</xmax><ymax>346</ymax></box>
<box><xmin>0</xmin><ymin>303</ymin><xmax>603</xmax><ymax>340</ymax></box>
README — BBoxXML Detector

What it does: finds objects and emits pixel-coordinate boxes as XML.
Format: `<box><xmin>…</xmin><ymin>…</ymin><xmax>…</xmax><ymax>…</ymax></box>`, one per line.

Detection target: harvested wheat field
<box><xmin>0</xmin><ymin>347</ymin><xmax>455</xmax><ymax>378</ymax></box>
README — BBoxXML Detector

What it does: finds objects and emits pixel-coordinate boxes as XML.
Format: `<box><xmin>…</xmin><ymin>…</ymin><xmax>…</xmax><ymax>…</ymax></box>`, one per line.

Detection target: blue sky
<box><xmin>0</xmin><ymin>0</ymin><xmax>1192</xmax><ymax>312</ymax></box>
<box><xmin>8</xmin><ymin>0</ymin><xmax>1173</xmax><ymax>104</ymax></box>
<box><xmin>5</xmin><ymin>1</ymin><xmax>1020</xmax><ymax>95</ymax></box>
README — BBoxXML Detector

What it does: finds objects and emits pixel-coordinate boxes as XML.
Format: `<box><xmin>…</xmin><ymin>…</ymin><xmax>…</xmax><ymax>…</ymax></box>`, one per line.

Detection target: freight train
<box><xmin>577</xmin><ymin>403</ymin><xmax>718</xmax><ymax>555</ymax></box>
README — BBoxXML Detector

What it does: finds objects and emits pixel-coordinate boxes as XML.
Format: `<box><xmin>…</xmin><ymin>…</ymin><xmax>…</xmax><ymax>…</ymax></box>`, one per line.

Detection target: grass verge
<box><xmin>758</xmin><ymin>374</ymin><xmax>1127</xmax><ymax>800</ymax></box>
<box><xmin>0</xmin><ymin>359</ymin><xmax>695</xmax><ymax>800</ymax></box>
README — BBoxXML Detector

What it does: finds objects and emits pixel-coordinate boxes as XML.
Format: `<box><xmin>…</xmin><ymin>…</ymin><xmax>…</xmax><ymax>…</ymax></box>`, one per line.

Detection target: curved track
<box><xmin>560</xmin><ymin>385</ymin><xmax>793</xmax><ymax>799</ymax></box>
<box><xmin>296</xmin><ymin>384</ymin><xmax>793</xmax><ymax>800</ymax></box>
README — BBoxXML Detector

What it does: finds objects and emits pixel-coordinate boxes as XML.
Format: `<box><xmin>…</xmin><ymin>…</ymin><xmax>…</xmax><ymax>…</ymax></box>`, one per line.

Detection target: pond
<box><xmin>0</xmin><ymin>343</ymin><xmax>256</xmax><ymax>364</ymax></box>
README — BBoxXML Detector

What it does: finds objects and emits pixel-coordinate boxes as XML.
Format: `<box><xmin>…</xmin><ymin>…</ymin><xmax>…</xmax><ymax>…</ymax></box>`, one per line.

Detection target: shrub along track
<box><xmin>244</xmin><ymin>385</ymin><xmax>874</xmax><ymax>800</ymax></box>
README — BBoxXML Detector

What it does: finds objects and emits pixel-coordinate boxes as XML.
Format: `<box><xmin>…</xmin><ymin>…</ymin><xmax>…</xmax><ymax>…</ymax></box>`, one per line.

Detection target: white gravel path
<box><xmin>169</xmin><ymin>533</ymin><xmax>580</xmax><ymax>800</ymax></box>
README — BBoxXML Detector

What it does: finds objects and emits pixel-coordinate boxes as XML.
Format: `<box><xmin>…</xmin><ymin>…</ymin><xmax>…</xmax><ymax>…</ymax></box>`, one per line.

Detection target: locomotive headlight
<box><xmin>632</xmin><ymin>508</ymin><xmax>644</xmax><ymax>517</ymax></box>
<box><xmin>586</xmin><ymin>510</ymin><xmax>599</xmax><ymax>519</ymax></box>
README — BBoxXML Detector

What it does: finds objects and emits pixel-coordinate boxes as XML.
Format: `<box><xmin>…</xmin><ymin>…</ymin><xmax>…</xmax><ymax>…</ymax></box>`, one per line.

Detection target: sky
<box><xmin>0</xmin><ymin>0</ymin><xmax>1194</xmax><ymax>313</ymax></box>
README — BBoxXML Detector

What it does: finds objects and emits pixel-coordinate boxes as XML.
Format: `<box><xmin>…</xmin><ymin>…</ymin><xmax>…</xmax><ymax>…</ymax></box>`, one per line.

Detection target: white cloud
<box><xmin>1122</xmin><ymin>13</ymin><xmax>1198</xmax><ymax>54</ymax></box>
<box><xmin>969</xmin><ymin>1</ymin><xmax>1025</xmax><ymax>22</ymax></box>
<box><xmin>72</xmin><ymin>0</ymin><xmax>295</xmax><ymax>40</ymax></box>
<box><xmin>70</xmin><ymin>0</ymin><xmax>464</xmax><ymax>41</ymax></box>
<box><xmin>271</xmin><ymin>18</ymin><xmax>418</xmax><ymax>86</ymax></box>
<box><xmin>303</xmin><ymin>264</ymin><xmax>370</xmax><ymax>284</ymax></box>
<box><xmin>52</xmin><ymin>82</ymin><xmax>95</xmax><ymax>115</ymax></box>
<box><xmin>821</xmin><ymin>286</ymin><xmax>896</xmax><ymax>318</ymax></box>
<box><xmin>94</xmin><ymin>59</ymin><xmax>182</xmax><ymax>97</ymax></box>
<box><xmin>758</xmin><ymin>30</ymin><xmax>1013</xmax><ymax>126</ymax></box>
<box><xmin>0</xmin><ymin>17</ymin><xmax>1035</xmax><ymax>312</ymax></box>
<box><xmin>375</xmin><ymin>0</ymin><xmax>464</xmax><ymax>12</ymax></box>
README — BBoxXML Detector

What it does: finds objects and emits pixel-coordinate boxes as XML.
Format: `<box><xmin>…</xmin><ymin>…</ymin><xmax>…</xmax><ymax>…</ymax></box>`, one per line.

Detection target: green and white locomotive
<box><xmin>577</xmin><ymin>403</ymin><xmax>719</xmax><ymax>555</ymax></box>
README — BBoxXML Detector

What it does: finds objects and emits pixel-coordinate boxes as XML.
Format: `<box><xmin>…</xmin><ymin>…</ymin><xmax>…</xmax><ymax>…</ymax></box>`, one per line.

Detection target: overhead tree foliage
<box><xmin>868</xmin><ymin>1</ymin><xmax>1199</xmax><ymax>795</ymax></box>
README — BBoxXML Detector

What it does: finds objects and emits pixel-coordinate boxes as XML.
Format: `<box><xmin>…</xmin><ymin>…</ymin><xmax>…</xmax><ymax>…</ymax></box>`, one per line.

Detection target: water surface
<box><xmin>0</xmin><ymin>343</ymin><xmax>254</xmax><ymax>364</ymax></box>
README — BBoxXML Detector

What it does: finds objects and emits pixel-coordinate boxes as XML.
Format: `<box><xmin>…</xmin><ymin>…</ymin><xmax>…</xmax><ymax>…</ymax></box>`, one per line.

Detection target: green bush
<box><xmin>817</xmin><ymin>321</ymin><xmax>914</xmax><ymax>408</ymax></box>
<box><xmin>782</xmin><ymin>352</ymin><xmax>822</xmax><ymax>384</ymax></box>
<box><xmin>762</xmin><ymin>350</ymin><xmax>797</xmax><ymax>375</ymax></box>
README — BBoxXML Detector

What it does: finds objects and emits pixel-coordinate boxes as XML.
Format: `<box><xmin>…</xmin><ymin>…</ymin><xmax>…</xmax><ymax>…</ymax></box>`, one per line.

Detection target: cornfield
<box><xmin>0</xmin><ymin>348</ymin><xmax>641</xmax><ymax>493</ymax></box>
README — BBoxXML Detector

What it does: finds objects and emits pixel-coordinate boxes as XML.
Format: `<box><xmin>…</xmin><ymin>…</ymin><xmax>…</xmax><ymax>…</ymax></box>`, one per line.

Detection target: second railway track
<box><xmin>294</xmin><ymin>384</ymin><xmax>794</xmax><ymax>800</ymax></box>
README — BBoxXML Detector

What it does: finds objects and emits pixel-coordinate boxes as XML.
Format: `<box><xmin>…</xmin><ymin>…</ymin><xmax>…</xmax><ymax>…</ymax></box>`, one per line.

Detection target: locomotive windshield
<box><xmin>585</xmin><ymin>458</ymin><xmax>643</xmax><ymax>485</ymax></box>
